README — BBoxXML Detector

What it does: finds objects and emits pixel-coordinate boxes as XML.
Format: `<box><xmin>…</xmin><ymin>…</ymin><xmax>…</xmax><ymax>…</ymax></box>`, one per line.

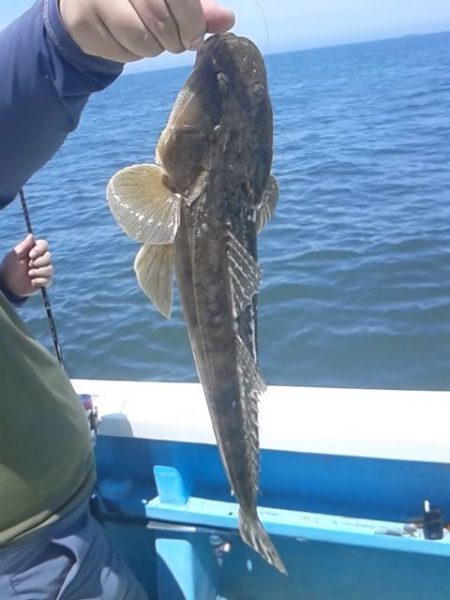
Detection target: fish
<box><xmin>106</xmin><ymin>32</ymin><xmax>285</xmax><ymax>574</ymax></box>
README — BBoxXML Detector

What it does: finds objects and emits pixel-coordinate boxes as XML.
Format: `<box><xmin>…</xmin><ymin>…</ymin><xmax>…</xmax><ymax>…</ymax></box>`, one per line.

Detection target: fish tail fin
<box><xmin>239</xmin><ymin>508</ymin><xmax>287</xmax><ymax>575</ymax></box>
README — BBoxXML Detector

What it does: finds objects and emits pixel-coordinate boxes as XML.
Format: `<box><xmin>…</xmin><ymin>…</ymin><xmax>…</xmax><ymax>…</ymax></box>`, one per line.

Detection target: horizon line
<box><xmin>122</xmin><ymin>28</ymin><xmax>450</xmax><ymax>77</ymax></box>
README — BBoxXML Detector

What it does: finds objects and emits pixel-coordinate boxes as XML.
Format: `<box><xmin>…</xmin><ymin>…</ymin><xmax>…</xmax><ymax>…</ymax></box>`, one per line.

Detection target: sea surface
<box><xmin>3</xmin><ymin>32</ymin><xmax>450</xmax><ymax>391</ymax></box>
<box><xmin>4</xmin><ymin>32</ymin><xmax>450</xmax><ymax>600</ymax></box>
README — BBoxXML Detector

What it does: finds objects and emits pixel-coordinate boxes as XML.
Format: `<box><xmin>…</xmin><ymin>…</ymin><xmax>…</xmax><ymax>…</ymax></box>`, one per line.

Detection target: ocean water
<box><xmin>3</xmin><ymin>32</ymin><xmax>450</xmax><ymax>391</ymax></box>
<box><xmin>4</xmin><ymin>32</ymin><xmax>450</xmax><ymax>600</ymax></box>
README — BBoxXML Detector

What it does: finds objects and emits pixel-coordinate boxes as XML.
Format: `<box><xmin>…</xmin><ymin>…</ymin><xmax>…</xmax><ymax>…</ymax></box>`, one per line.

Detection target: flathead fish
<box><xmin>107</xmin><ymin>33</ymin><xmax>284</xmax><ymax>573</ymax></box>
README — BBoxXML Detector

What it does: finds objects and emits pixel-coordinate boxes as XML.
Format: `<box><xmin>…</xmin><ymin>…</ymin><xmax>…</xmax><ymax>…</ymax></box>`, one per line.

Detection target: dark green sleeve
<box><xmin>0</xmin><ymin>293</ymin><xmax>96</xmax><ymax>545</ymax></box>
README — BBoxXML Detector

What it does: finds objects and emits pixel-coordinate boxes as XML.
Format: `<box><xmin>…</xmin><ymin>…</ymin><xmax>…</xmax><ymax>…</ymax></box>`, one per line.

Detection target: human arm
<box><xmin>59</xmin><ymin>0</ymin><xmax>235</xmax><ymax>62</ymax></box>
<box><xmin>0</xmin><ymin>0</ymin><xmax>234</xmax><ymax>208</ymax></box>
<box><xmin>0</xmin><ymin>234</ymin><xmax>54</xmax><ymax>304</ymax></box>
<box><xmin>0</xmin><ymin>0</ymin><xmax>124</xmax><ymax>208</ymax></box>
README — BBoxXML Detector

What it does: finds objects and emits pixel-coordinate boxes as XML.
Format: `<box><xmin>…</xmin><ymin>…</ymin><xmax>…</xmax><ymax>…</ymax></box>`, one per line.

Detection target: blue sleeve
<box><xmin>0</xmin><ymin>285</ymin><xmax>27</xmax><ymax>307</ymax></box>
<box><xmin>0</xmin><ymin>0</ymin><xmax>124</xmax><ymax>208</ymax></box>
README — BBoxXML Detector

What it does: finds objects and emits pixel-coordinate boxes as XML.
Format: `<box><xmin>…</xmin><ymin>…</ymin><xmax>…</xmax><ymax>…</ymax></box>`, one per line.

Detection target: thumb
<box><xmin>201</xmin><ymin>0</ymin><xmax>235</xmax><ymax>34</ymax></box>
<box><xmin>14</xmin><ymin>234</ymin><xmax>35</xmax><ymax>259</ymax></box>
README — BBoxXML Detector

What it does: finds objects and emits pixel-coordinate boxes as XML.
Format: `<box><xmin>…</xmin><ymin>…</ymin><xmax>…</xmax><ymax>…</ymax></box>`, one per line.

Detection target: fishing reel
<box><xmin>78</xmin><ymin>393</ymin><xmax>101</xmax><ymax>446</ymax></box>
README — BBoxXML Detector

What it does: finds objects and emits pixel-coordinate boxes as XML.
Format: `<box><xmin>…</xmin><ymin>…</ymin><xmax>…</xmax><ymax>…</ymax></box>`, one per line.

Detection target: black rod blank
<box><xmin>19</xmin><ymin>189</ymin><xmax>65</xmax><ymax>370</ymax></box>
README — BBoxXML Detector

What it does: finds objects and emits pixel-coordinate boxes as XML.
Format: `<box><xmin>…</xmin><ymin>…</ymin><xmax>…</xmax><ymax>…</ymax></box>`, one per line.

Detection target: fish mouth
<box><xmin>194</xmin><ymin>32</ymin><xmax>246</xmax><ymax>66</ymax></box>
<box><xmin>194</xmin><ymin>32</ymin><xmax>266</xmax><ymax>92</ymax></box>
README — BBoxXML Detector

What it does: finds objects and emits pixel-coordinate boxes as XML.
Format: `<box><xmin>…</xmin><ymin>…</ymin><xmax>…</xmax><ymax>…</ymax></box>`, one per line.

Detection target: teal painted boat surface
<box><xmin>74</xmin><ymin>380</ymin><xmax>450</xmax><ymax>599</ymax></box>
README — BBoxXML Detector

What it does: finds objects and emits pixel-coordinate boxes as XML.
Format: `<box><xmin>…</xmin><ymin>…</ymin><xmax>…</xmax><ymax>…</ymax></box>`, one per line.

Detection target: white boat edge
<box><xmin>72</xmin><ymin>379</ymin><xmax>450</xmax><ymax>464</ymax></box>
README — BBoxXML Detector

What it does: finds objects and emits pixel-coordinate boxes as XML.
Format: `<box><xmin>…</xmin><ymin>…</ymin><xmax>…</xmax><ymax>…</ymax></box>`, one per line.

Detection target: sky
<box><xmin>1</xmin><ymin>0</ymin><xmax>450</xmax><ymax>72</ymax></box>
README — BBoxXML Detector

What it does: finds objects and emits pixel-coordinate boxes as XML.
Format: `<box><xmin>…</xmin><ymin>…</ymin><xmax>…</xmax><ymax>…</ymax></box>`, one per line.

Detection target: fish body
<box><xmin>107</xmin><ymin>33</ymin><xmax>284</xmax><ymax>573</ymax></box>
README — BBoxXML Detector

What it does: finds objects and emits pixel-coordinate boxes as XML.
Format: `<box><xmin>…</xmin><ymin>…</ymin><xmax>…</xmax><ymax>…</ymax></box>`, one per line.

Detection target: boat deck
<box><xmin>73</xmin><ymin>380</ymin><xmax>450</xmax><ymax>599</ymax></box>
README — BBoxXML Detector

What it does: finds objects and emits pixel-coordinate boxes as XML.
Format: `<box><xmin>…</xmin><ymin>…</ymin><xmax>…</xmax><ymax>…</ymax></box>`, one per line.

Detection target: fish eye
<box><xmin>252</xmin><ymin>81</ymin><xmax>265</xmax><ymax>99</ymax></box>
<box><xmin>216</xmin><ymin>71</ymin><xmax>229</xmax><ymax>91</ymax></box>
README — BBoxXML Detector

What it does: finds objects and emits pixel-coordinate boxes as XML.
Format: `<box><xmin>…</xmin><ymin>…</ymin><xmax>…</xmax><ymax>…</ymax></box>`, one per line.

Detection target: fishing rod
<box><xmin>19</xmin><ymin>188</ymin><xmax>65</xmax><ymax>370</ymax></box>
<box><xmin>19</xmin><ymin>191</ymin><xmax>101</xmax><ymax>444</ymax></box>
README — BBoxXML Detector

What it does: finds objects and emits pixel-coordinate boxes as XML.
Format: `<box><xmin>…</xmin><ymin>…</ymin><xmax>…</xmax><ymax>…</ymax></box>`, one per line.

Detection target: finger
<box><xmin>29</xmin><ymin>239</ymin><xmax>49</xmax><ymax>261</ymax></box>
<box><xmin>201</xmin><ymin>0</ymin><xmax>235</xmax><ymax>35</ymax></box>
<box><xmin>14</xmin><ymin>234</ymin><xmax>35</xmax><ymax>259</ymax></box>
<box><xmin>31</xmin><ymin>277</ymin><xmax>53</xmax><ymax>289</ymax></box>
<box><xmin>96</xmin><ymin>0</ymin><xmax>165</xmax><ymax>58</ymax></box>
<box><xmin>29</xmin><ymin>264</ymin><xmax>54</xmax><ymax>279</ymax></box>
<box><xmin>29</xmin><ymin>250</ymin><xmax>52</xmax><ymax>268</ymax></box>
<box><xmin>129</xmin><ymin>0</ymin><xmax>184</xmax><ymax>54</ymax></box>
<box><xmin>165</xmin><ymin>0</ymin><xmax>205</xmax><ymax>49</ymax></box>
<box><xmin>60</xmin><ymin>0</ymin><xmax>141</xmax><ymax>62</ymax></box>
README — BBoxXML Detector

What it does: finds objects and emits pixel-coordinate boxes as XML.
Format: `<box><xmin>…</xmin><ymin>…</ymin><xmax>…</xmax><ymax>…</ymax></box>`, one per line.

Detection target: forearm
<box><xmin>0</xmin><ymin>283</ymin><xmax>27</xmax><ymax>306</ymax></box>
<box><xmin>0</xmin><ymin>0</ymin><xmax>123</xmax><ymax>208</ymax></box>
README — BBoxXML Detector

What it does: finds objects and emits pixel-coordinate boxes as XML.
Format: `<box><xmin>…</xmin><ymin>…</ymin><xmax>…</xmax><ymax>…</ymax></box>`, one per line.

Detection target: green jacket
<box><xmin>0</xmin><ymin>293</ymin><xmax>95</xmax><ymax>546</ymax></box>
<box><xmin>0</xmin><ymin>0</ymin><xmax>123</xmax><ymax>546</ymax></box>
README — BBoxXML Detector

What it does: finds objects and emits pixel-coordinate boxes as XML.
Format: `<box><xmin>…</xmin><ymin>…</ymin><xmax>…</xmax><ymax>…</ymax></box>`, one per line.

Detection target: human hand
<box><xmin>59</xmin><ymin>0</ymin><xmax>235</xmax><ymax>62</ymax></box>
<box><xmin>0</xmin><ymin>234</ymin><xmax>54</xmax><ymax>298</ymax></box>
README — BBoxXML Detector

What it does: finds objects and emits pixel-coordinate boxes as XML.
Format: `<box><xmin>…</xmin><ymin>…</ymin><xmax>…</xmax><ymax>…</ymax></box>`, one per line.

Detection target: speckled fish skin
<box><xmin>162</xmin><ymin>34</ymin><xmax>285</xmax><ymax>573</ymax></box>
<box><xmin>107</xmin><ymin>32</ymin><xmax>284</xmax><ymax>573</ymax></box>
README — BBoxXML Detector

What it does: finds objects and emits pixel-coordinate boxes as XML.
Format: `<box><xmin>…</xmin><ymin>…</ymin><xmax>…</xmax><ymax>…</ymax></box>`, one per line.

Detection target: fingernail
<box><xmin>189</xmin><ymin>36</ymin><xmax>204</xmax><ymax>50</ymax></box>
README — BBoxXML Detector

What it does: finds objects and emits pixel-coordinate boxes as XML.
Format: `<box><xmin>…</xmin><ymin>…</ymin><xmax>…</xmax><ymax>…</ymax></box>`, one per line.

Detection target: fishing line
<box><xmin>19</xmin><ymin>188</ymin><xmax>65</xmax><ymax>370</ymax></box>
<box><xmin>252</xmin><ymin>0</ymin><xmax>270</xmax><ymax>49</ymax></box>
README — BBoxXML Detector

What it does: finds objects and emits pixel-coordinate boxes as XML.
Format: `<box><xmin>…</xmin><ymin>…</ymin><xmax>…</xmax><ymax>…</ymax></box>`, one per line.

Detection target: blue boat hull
<box><xmin>73</xmin><ymin>380</ymin><xmax>450</xmax><ymax>599</ymax></box>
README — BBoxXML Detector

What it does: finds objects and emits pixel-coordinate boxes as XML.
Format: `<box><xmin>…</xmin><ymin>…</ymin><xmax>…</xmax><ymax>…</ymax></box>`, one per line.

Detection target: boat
<box><xmin>72</xmin><ymin>379</ymin><xmax>450</xmax><ymax>599</ymax></box>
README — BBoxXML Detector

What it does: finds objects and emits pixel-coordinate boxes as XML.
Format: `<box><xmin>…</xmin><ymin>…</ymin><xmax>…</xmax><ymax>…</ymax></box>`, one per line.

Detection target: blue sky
<box><xmin>1</xmin><ymin>0</ymin><xmax>450</xmax><ymax>72</ymax></box>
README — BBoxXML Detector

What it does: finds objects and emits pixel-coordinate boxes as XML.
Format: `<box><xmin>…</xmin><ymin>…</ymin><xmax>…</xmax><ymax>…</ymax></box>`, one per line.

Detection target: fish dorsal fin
<box><xmin>236</xmin><ymin>335</ymin><xmax>267</xmax><ymax>493</ymax></box>
<box><xmin>256</xmin><ymin>174</ymin><xmax>279</xmax><ymax>234</ymax></box>
<box><xmin>134</xmin><ymin>243</ymin><xmax>174</xmax><ymax>318</ymax></box>
<box><xmin>227</xmin><ymin>232</ymin><xmax>262</xmax><ymax>317</ymax></box>
<box><xmin>107</xmin><ymin>164</ymin><xmax>180</xmax><ymax>244</ymax></box>
<box><xmin>236</xmin><ymin>335</ymin><xmax>266</xmax><ymax>396</ymax></box>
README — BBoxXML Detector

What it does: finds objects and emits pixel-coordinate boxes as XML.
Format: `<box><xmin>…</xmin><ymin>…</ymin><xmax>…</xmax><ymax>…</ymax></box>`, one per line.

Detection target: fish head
<box><xmin>196</xmin><ymin>33</ymin><xmax>269</xmax><ymax>111</ymax></box>
<box><xmin>156</xmin><ymin>33</ymin><xmax>272</xmax><ymax>202</ymax></box>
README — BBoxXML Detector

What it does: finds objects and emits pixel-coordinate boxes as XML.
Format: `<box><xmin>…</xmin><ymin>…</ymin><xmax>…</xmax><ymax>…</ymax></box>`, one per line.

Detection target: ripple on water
<box><xmin>3</xmin><ymin>33</ymin><xmax>450</xmax><ymax>392</ymax></box>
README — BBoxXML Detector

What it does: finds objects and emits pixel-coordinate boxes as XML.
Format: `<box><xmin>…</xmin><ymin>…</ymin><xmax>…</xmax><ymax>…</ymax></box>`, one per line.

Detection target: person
<box><xmin>0</xmin><ymin>1</ymin><xmax>235</xmax><ymax>598</ymax></box>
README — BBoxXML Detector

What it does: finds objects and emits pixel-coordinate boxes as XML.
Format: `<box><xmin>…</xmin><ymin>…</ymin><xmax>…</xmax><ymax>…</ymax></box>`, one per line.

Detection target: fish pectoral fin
<box><xmin>107</xmin><ymin>164</ymin><xmax>180</xmax><ymax>244</ymax></box>
<box><xmin>227</xmin><ymin>232</ymin><xmax>261</xmax><ymax>316</ymax></box>
<box><xmin>256</xmin><ymin>174</ymin><xmax>279</xmax><ymax>234</ymax></box>
<box><xmin>134</xmin><ymin>243</ymin><xmax>174</xmax><ymax>318</ymax></box>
